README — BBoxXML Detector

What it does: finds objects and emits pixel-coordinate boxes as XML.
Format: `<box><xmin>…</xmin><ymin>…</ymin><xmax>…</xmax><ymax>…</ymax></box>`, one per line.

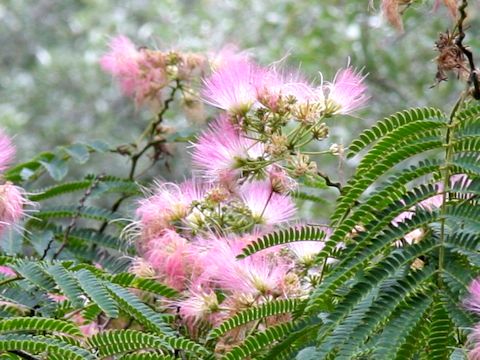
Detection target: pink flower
<box><xmin>100</xmin><ymin>36</ymin><xmax>142</xmax><ymax>96</ymax></box>
<box><xmin>136</xmin><ymin>180</ymin><xmax>208</xmax><ymax>238</ymax></box>
<box><xmin>0</xmin><ymin>266</ymin><xmax>16</xmax><ymax>277</ymax></box>
<box><xmin>0</xmin><ymin>130</ymin><xmax>15</xmax><ymax>173</ymax></box>
<box><xmin>256</xmin><ymin>67</ymin><xmax>318</xmax><ymax>110</ymax></box>
<box><xmin>176</xmin><ymin>286</ymin><xmax>222</xmax><ymax>327</ymax></box>
<box><xmin>191</xmin><ymin>115</ymin><xmax>264</xmax><ymax>185</ymax></box>
<box><xmin>69</xmin><ymin>313</ymin><xmax>100</xmax><ymax>336</ymax></box>
<box><xmin>80</xmin><ymin>322</ymin><xmax>100</xmax><ymax>337</ymax></box>
<box><xmin>145</xmin><ymin>229</ymin><xmax>203</xmax><ymax>291</ymax></box>
<box><xmin>239</xmin><ymin>180</ymin><xmax>296</xmax><ymax>225</ymax></box>
<box><xmin>469</xmin><ymin>325</ymin><xmax>480</xmax><ymax>360</ymax></box>
<box><xmin>134</xmin><ymin>50</ymin><xmax>169</xmax><ymax>107</ymax></box>
<box><xmin>289</xmin><ymin>241</ymin><xmax>325</xmax><ymax>265</ymax></box>
<box><xmin>48</xmin><ymin>294</ymin><xmax>68</xmax><ymax>302</ymax></box>
<box><xmin>465</xmin><ymin>278</ymin><xmax>480</xmax><ymax>315</ymax></box>
<box><xmin>288</xmin><ymin>226</ymin><xmax>333</xmax><ymax>266</ymax></box>
<box><xmin>325</xmin><ymin>67</ymin><xmax>368</xmax><ymax>115</ymax></box>
<box><xmin>210</xmin><ymin>44</ymin><xmax>251</xmax><ymax>72</ymax></box>
<box><xmin>202</xmin><ymin>236</ymin><xmax>291</xmax><ymax>296</ymax></box>
<box><xmin>202</xmin><ymin>58</ymin><xmax>263</xmax><ymax>114</ymax></box>
<box><xmin>0</xmin><ymin>183</ymin><xmax>26</xmax><ymax>236</ymax></box>
<box><xmin>392</xmin><ymin>209</ymin><xmax>425</xmax><ymax>246</ymax></box>
<box><xmin>268</xmin><ymin>165</ymin><xmax>297</xmax><ymax>194</ymax></box>
<box><xmin>391</xmin><ymin>175</ymin><xmax>473</xmax><ymax>246</ymax></box>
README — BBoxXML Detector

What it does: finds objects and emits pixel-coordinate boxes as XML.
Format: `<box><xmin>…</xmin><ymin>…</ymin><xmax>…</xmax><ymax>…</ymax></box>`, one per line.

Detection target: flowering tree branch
<box><xmin>455</xmin><ymin>0</ymin><xmax>480</xmax><ymax>99</ymax></box>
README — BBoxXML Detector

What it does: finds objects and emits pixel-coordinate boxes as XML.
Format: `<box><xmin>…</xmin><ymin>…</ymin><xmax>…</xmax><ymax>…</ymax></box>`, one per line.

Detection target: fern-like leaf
<box><xmin>238</xmin><ymin>226</ymin><xmax>326</xmax><ymax>259</ymax></box>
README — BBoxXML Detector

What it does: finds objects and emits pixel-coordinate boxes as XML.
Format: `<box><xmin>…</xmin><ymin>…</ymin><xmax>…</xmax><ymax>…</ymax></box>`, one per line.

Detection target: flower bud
<box><xmin>312</xmin><ymin>123</ymin><xmax>329</xmax><ymax>140</ymax></box>
<box><xmin>329</xmin><ymin>143</ymin><xmax>344</xmax><ymax>156</ymax></box>
<box><xmin>291</xmin><ymin>102</ymin><xmax>324</xmax><ymax>124</ymax></box>
<box><xmin>269</xmin><ymin>165</ymin><xmax>297</xmax><ymax>194</ymax></box>
<box><xmin>290</xmin><ymin>154</ymin><xmax>318</xmax><ymax>178</ymax></box>
<box><xmin>266</xmin><ymin>134</ymin><xmax>289</xmax><ymax>158</ymax></box>
<box><xmin>129</xmin><ymin>257</ymin><xmax>157</xmax><ymax>278</ymax></box>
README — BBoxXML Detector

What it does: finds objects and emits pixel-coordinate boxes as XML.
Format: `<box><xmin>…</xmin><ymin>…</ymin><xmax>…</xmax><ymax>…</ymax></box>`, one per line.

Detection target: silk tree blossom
<box><xmin>136</xmin><ymin>180</ymin><xmax>208</xmax><ymax>239</ymax></box>
<box><xmin>69</xmin><ymin>313</ymin><xmax>100</xmax><ymax>337</ymax></box>
<box><xmin>268</xmin><ymin>165</ymin><xmax>297</xmax><ymax>194</ymax></box>
<box><xmin>202</xmin><ymin>58</ymin><xmax>264</xmax><ymax>115</ymax></box>
<box><xmin>392</xmin><ymin>175</ymin><xmax>472</xmax><ymax>246</ymax></box>
<box><xmin>0</xmin><ymin>266</ymin><xmax>15</xmax><ymax>277</ymax></box>
<box><xmin>209</xmin><ymin>44</ymin><xmax>251</xmax><ymax>72</ymax></box>
<box><xmin>191</xmin><ymin>115</ymin><xmax>264</xmax><ymax>185</ymax></box>
<box><xmin>133</xmin><ymin>50</ymin><xmax>169</xmax><ymax>107</ymax></box>
<box><xmin>176</xmin><ymin>286</ymin><xmax>223</xmax><ymax>328</ymax></box>
<box><xmin>145</xmin><ymin>229</ymin><xmax>204</xmax><ymax>291</ymax></box>
<box><xmin>324</xmin><ymin>67</ymin><xmax>368</xmax><ymax>115</ymax></box>
<box><xmin>0</xmin><ymin>183</ymin><xmax>26</xmax><ymax>236</ymax></box>
<box><xmin>288</xmin><ymin>227</ymin><xmax>333</xmax><ymax>266</ymax></box>
<box><xmin>0</xmin><ymin>130</ymin><xmax>15</xmax><ymax>173</ymax></box>
<box><xmin>100</xmin><ymin>36</ymin><xmax>143</xmax><ymax>96</ymax></box>
<box><xmin>255</xmin><ymin>67</ymin><xmax>319</xmax><ymax>111</ymax></box>
<box><xmin>465</xmin><ymin>278</ymin><xmax>480</xmax><ymax>315</ymax></box>
<box><xmin>239</xmin><ymin>180</ymin><xmax>296</xmax><ymax>225</ymax></box>
<box><xmin>289</xmin><ymin>241</ymin><xmax>325</xmax><ymax>267</ymax></box>
<box><xmin>48</xmin><ymin>294</ymin><xmax>68</xmax><ymax>303</ymax></box>
<box><xmin>201</xmin><ymin>236</ymin><xmax>292</xmax><ymax>297</ymax></box>
<box><xmin>465</xmin><ymin>278</ymin><xmax>480</xmax><ymax>359</ymax></box>
<box><xmin>468</xmin><ymin>325</ymin><xmax>480</xmax><ymax>360</ymax></box>
<box><xmin>129</xmin><ymin>257</ymin><xmax>157</xmax><ymax>278</ymax></box>
<box><xmin>101</xmin><ymin>36</ymin><xmax>209</xmax><ymax>108</ymax></box>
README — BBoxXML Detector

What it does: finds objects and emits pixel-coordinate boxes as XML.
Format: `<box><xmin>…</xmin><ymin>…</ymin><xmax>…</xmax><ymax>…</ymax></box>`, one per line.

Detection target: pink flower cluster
<box><xmin>0</xmin><ymin>129</ymin><xmax>26</xmax><ymax>237</ymax></box>
<box><xmin>100</xmin><ymin>35</ymin><xmax>208</xmax><ymax>109</ymax></box>
<box><xmin>465</xmin><ymin>279</ymin><xmax>480</xmax><ymax>359</ymax></box>
<box><xmin>392</xmin><ymin>174</ymin><xmax>471</xmax><ymax>246</ymax></box>
<box><xmin>201</xmin><ymin>49</ymin><xmax>367</xmax><ymax>116</ymax></box>
<box><xmin>130</xmin><ymin>45</ymin><xmax>363</xmax><ymax>340</ymax></box>
<box><xmin>134</xmin><ymin>149</ymin><xmax>326</xmax><ymax>340</ymax></box>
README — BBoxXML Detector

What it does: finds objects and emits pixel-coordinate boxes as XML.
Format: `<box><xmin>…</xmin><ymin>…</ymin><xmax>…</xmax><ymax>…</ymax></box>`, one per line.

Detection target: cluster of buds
<box><xmin>136</xmin><ymin>179</ymin><xmax>296</xmax><ymax>244</ymax></box>
<box><xmin>195</xmin><ymin>50</ymin><xmax>367</xmax><ymax>185</ymax></box>
<box><xmin>100</xmin><ymin>36</ymin><xmax>208</xmax><ymax>118</ymax></box>
<box><xmin>289</xmin><ymin>154</ymin><xmax>318</xmax><ymax>178</ymax></box>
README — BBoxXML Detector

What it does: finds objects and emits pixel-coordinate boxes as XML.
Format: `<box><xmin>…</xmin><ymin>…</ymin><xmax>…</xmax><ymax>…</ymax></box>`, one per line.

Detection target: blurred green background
<box><xmin>1</xmin><ymin>0</ymin><xmax>479</xmax><ymax>215</ymax></box>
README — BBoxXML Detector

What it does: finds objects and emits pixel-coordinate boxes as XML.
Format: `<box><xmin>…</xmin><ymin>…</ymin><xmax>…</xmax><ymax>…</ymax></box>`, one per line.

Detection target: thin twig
<box><xmin>0</xmin><ymin>275</ymin><xmax>23</xmax><ymax>287</ymax></box>
<box><xmin>9</xmin><ymin>351</ymin><xmax>39</xmax><ymax>360</ymax></box>
<box><xmin>47</xmin><ymin>175</ymin><xmax>104</xmax><ymax>260</ymax></box>
<box><xmin>97</xmin><ymin>83</ymin><xmax>180</xmax><ymax>236</ymax></box>
<box><xmin>317</xmin><ymin>171</ymin><xmax>343</xmax><ymax>192</ymax></box>
<box><xmin>455</xmin><ymin>0</ymin><xmax>480</xmax><ymax>99</ymax></box>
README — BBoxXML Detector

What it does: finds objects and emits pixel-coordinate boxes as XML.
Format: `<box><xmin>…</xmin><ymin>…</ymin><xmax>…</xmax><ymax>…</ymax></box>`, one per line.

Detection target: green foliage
<box><xmin>238</xmin><ymin>226</ymin><xmax>327</xmax><ymax>259</ymax></box>
<box><xmin>268</xmin><ymin>104</ymin><xmax>480</xmax><ymax>359</ymax></box>
<box><xmin>222</xmin><ymin>322</ymin><xmax>294</xmax><ymax>360</ymax></box>
<box><xmin>2</xmin><ymin>2</ymin><xmax>480</xmax><ymax>353</ymax></box>
<box><xmin>87</xmin><ymin>330</ymin><xmax>173</xmax><ymax>357</ymax></box>
<box><xmin>208</xmin><ymin>298</ymin><xmax>303</xmax><ymax>340</ymax></box>
<box><xmin>0</xmin><ymin>317</ymin><xmax>82</xmax><ymax>336</ymax></box>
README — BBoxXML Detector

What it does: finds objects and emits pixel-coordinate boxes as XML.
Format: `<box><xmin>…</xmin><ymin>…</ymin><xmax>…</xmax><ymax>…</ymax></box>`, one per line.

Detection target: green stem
<box><xmin>438</xmin><ymin>93</ymin><xmax>466</xmax><ymax>282</ymax></box>
<box><xmin>0</xmin><ymin>276</ymin><xmax>23</xmax><ymax>287</ymax></box>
